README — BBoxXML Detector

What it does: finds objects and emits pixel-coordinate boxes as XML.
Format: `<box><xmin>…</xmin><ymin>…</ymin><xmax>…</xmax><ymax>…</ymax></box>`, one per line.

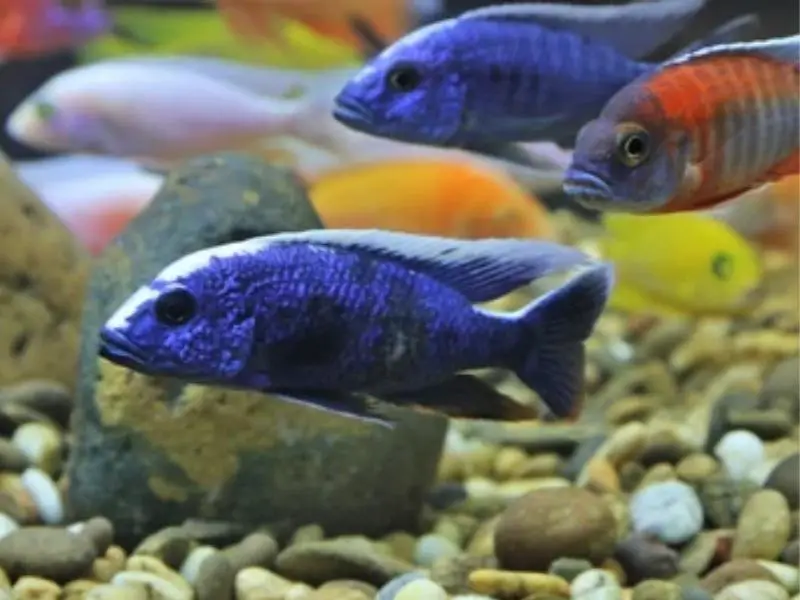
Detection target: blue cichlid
<box><xmin>332</xmin><ymin>0</ymin><xmax>761</xmax><ymax>165</ymax></box>
<box><xmin>97</xmin><ymin>230</ymin><xmax>613</xmax><ymax>425</ymax></box>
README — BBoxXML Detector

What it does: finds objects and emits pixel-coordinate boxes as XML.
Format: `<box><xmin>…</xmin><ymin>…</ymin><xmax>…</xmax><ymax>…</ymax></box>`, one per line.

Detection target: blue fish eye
<box><xmin>154</xmin><ymin>286</ymin><xmax>197</xmax><ymax>326</ymax></box>
<box><xmin>386</xmin><ymin>64</ymin><xmax>422</xmax><ymax>92</ymax></box>
<box><xmin>711</xmin><ymin>252</ymin><xmax>734</xmax><ymax>280</ymax></box>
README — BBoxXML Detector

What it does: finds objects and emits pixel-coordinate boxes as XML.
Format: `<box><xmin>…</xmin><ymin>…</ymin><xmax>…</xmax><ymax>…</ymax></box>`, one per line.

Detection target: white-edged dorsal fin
<box><xmin>662</xmin><ymin>34</ymin><xmax>800</xmax><ymax>69</ymax></box>
<box><xmin>167</xmin><ymin>229</ymin><xmax>594</xmax><ymax>303</ymax></box>
<box><xmin>456</xmin><ymin>0</ymin><xmax>706</xmax><ymax>59</ymax></box>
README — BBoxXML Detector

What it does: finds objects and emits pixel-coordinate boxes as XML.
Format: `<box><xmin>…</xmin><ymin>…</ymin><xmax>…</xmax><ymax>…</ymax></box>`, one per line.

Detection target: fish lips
<box><xmin>331</xmin><ymin>94</ymin><xmax>376</xmax><ymax>132</ymax></box>
<box><xmin>98</xmin><ymin>327</ymin><xmax>151</xmax><ymax>372</ymax></box>
<box><xmin>563</xmin><ymin>170</ymin><xmax>651</xmax><ymax>213</ymax></box>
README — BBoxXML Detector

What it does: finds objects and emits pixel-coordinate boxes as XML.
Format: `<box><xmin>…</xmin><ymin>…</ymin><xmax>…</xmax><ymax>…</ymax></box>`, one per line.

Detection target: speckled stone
<box><xmin>66</xmin><ymin>153</ymin><xmax>448</xmax><ymax>546</ymax></box>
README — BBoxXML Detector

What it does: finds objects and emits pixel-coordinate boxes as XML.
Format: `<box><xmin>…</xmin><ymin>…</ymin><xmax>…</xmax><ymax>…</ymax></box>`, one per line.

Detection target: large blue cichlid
<box><xmin>98</xmin><ymin>230</ymin><xmax>614</xmax><ymax>426</ymax></box>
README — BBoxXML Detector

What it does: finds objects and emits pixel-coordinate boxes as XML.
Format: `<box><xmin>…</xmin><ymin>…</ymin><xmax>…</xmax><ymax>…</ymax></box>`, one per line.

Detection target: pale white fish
<box><xmin>103</xmin><ymin>55</ymin><xmax>359</xmax><ymax>98</ymax></box>
<box><xmin>5</xmin><ymin>62</ymin><xmax>321</xmax><ymax>162</ymax></box>
<box><xmin>14</xmin><ymin>154</ymin><xmax>149</xmax><ymax>187</ymax></box>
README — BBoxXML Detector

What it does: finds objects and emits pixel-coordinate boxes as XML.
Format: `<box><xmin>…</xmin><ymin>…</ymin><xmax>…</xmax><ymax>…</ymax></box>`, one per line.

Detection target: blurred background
<box><xmin>2</xmin><ymin>0</ymin><xmax>797</xmax><ymax>160</ymax></box>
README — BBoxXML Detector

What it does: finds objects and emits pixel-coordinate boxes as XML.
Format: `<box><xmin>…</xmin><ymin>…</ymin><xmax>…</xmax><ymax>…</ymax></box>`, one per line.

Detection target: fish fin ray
<box><xmin>263</xmin><ymin>229</ymin><xmax>591</xmax><ymax>302</ymax></box>
<box><xmin>273</xmin><ymin>389</ymin><xmax>396</xmax><ymax>428</ymax></box>
<box><xmin>458</xmin><ymin>0</ymin><xmax>705</xmax><ymax>59</ymax></box>
<box><xmin>513</xmin><ymin>262</ymin><xmax>614</xmax><ymax>418</ymax></box>
<box><xmin>669</xmin><ymin>14</ymin><xmax>762</xmax><ymax>58</ymax></box>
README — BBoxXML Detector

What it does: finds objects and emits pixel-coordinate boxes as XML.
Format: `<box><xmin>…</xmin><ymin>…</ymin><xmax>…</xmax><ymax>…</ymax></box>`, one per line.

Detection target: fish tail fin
<box><xmin>511</xmin><ymin>262</ymin><xmax>614</xmax><ymax>419</ymax></box>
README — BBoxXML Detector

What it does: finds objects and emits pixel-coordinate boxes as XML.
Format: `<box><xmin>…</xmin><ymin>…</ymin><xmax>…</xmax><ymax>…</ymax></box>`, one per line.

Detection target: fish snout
<box><xmin>98</xmin><ymin>327</ymin><xmax>149</xmax><ymax>370</ymax></box>
<box><xmin>332</xmin><ymin>92</ymin><xmax>375</xmax><ymax>132</ymax></box>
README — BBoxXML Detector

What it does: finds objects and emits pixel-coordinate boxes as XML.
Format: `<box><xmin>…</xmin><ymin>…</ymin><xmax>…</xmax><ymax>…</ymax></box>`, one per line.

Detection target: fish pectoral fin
<box><xmin>262</xmin><ymin>230</ymin><xmax>590</xmax><ymax>302</ymax></box>
<box><xmin>380</xmin><ymin>374</ymin><xmax>540</xmax><ymax>421</ymax></box>
<box><xmin>458</xmin><ymin>0</ymin><xmax>705</xmax><ymax>59</ymax></box>
<box><xmin>272</xmin><ymin>389</ymin><xmax>396</xmax><ymax>428</ymax></box>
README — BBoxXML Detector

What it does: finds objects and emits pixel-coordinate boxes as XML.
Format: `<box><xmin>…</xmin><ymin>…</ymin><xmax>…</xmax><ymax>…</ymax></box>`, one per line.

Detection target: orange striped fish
<box><xmin>564</xmin><ymin>35</ymin><xmax>799</xmax><ymax>214</ymax></box>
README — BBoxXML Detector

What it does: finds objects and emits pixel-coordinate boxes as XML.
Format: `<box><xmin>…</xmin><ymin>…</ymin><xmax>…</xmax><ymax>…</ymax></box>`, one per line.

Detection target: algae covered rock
<box><xmin>66</xmin><ymin>153</ymin><xmax>447</xmax><ymax>546</ymax></box>
<box><xmin>0</xmin><ymin>153</ymin><xmax>89</xmax><ymax>390</ymax></box>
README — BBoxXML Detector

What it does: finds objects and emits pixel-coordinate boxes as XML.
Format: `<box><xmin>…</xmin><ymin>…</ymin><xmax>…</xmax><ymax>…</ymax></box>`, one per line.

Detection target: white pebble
<box><xmin>0</xmin><ymin>513</ymin><xmax>19</xmax><ymax>540</ymax></box>
<box><xmin>757</xmin><ymin>560</ymin><xmax>800</xmax><ymax>594</ymax></box>
<box><xmin>20</xmin><ymin>467</ymin><xmax>63</xmax><ymax>524</ymax></box>
<box><xmin>11</xmin><ymin>422</ymin><xmax>62</xmax><ymax>474</ymax></box>
<box><xmin>112</xmin><ymin>571</ymin><xmax>192</xmax><ymax>600</ymax></box>
<box><xmin>571</xmin><ymin>569</ymin><xmax>622</xmax><ymax>600</ymax></box>
<box><xmin>414</xmin><ymin>534</ymin><xmax>461</xmax><ymax>567</ymax></box>
<box><xmin>378</xmin><ymin>572</ymin><xmax>429</xmax><ymax>600</ymax></box>
<box><xmin>394</xmin><ymin>579</ymin><xmax>448</xmax><ymax>600</ymax></box>
<box><xmin>179</xmin><ymin>545</ymin><xmax>218</xmax><ymax>584</ymax></box>
<box><xmin>630</xmin><ymin>480</ymin><xmax>704</xmax><ymax>544</ymax></box>
<box><xmin>714</xmin><ymin>429</ymin><xmax>766</xmax><ymax>482</ymax></box>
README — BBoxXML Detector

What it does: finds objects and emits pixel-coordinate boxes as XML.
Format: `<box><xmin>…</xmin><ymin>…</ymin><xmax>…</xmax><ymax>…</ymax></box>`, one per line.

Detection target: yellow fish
<box><xmin>80</xmin><ymin>7</ymin><xmax>361</xmax><ymax>69</ymax></box>
<box><xmin>595</xmin><ymin>212</ymin><xmax>763</xmax><ymax>317</ymax></box>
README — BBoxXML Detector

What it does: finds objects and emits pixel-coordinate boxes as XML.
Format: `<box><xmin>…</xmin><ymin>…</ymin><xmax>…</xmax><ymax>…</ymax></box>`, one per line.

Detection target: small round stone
<box><xmin>630</xmin><ymin>481</ymin><xmax>704</xmax><ymax>545</ymax></box>
<box><xmin>413</xmin><ymin>535</ymin><xmax>460</xmax><ymax>568</ymax></box>
<box><xmin>713</xmin><ymin>430</ymin><xmax>765</xmax><ymax>482</ymax></box>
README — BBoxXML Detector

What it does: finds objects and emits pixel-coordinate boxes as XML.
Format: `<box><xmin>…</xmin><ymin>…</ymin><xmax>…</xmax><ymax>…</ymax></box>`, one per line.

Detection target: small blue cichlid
<box><xmin>332</xmin><ymin>0</ymin><xmax>760</xmax><ymax>165</ymax></box>
<box><xmin>98</xmin><ymin>230</ymin><xmax>613</xmax><ymax>426</ymax></box>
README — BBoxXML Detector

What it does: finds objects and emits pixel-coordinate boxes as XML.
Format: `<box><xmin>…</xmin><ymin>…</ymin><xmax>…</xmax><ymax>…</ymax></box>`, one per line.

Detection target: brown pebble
<box><xmin>631</xmin><ymin>579</ymin><xmax>681</xmax><ymax>600</ymax></box>
<box><xmin>494</xmin><ymin>447</ymin><xmax>530</xmax><ymax>481</ymax></box>
<box><xmin>77</xmin><ymin>517</ymin><xmax>114</xmax><ymax>556</ymax></box>
<box><xmin>11</xmin><ymin>575</ymin><xmax>61</xmax><ymax>599</ymax></box>
<box><xmin>0</xmin><ymin>526</ymin><xmax>96</xmax><ymax>582</ymax></box>
<box><xmin>222</xmin><ymin>532</ymin><xmax>279</xmax><ymax>571</ymax></box>
<box><xmin>195</xmin><ymin>553</ymin><xmax>235</xmax><ymax>600</ymax></box>
<box><xmin>275</xmin><ymin>537</ymin><xmax>414</xmax><ymax>586</ymax></box>
<box><xmin>91</xmin><ymin>545</ymin><xmax>126</xmax><ymax>583</ymax></box>
<box><xmin>732</xmin><ymin>490</ymin><xmax>791</xmax><ymax>560</ymax></box>
<box><xmin>381</xmin><ymin>531</ymin><xmax>416</xmax><ymax>562</ymax></box>
<box><xmin>466</xmin><ymin>515</ymin><xmax>499</xmax><ymax>557</ymax></box>
<box><xmin>618</xmin><ymin>462</ymin><xmax>646</xmax><ymax>493</ymax></box>
<box><xmin>519</xmin><ymin>453</ymin><xmax>564</xmax><ymax>478</ymax></box>
<box><xmin>580</xmin><ymin>458</ymin><xmax>620</xmax><ymax>494</ymax></box>
<box><xmin>700</xmin><ymin>559</ymin><xmax>781</xmax><ymax>593</ymax></box>
<box><xmin>133</xmin><ymin>527</ymin><xmax>193</xmax><ymax>568</ymax></box>
<box><xmin>494</xmin><ymin>487</ymin><xmax>618</xmax><ymax>571</ymax></box>
<box><xmin>638</xmin><ymin>463</ymin><xmax>676</xmax><ymax>488</ymax></box>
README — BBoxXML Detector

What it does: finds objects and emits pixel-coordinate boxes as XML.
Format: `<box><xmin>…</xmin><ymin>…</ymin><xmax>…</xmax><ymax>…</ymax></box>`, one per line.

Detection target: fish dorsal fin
<box><xmin>662</xmin><ymin>34</ymin><xmax>800</xmax><ymax>69</ymax></box>
<box><xmin>256</xmin><ymin>229</ymin><xmax>592</xmax><ymax>302</ymax></box>
<box><xmin>457</xmin><ymin>0</ymin><xmax>706</xmax><ymax>60</ymax></box>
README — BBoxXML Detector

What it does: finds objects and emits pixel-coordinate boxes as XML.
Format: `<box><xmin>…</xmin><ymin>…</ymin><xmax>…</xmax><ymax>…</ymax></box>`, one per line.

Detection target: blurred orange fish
<box><xmin>0</xmin><ymin>0</ymin><xmax>113</xmax><ymax>60</ymax></box>
<box><xmin>306</xmin><ymin>159</ymin><xmax>555</xmax><ymax>240</ymax></box>
<box><xmin>215</xmin><ymin>0</ymin><xmax>408</xmax><ymax>48</ymax></box>
<box><xmin>566</xmin><ymin>36</ymin><xmax>800</xmax><ymax>214</ymax></box>
<box><xmin>714</xmin><ymin>174</ymin><xmax>800</xmax><ymax>258</ymax></box>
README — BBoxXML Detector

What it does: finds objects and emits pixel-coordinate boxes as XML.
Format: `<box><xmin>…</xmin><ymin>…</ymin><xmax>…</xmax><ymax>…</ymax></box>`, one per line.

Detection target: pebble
<box><xmin>732</xmin><ymin>490</ymin><xmax>791</xmax><ymax>560</ymax></box>
<box><xmin>275</xmin><ymin>538</ymin><xmax>414</xmax><ymax>586</ymax></box>
<box><xmin>758</xmin><ymin>356</ymin><xmax>799</xmax><ymax>422</ymax></box>
<box><xmin>629</xmin><ymin>481</ymin><xmax>704</xmax><ymax>545</ymax></box>
<box><xmin>715</xmin><ymin>580</ymin><xmax>790</xmax><ymax>600</ymax></box>
<box><xmin>234</xmin><ymin>566</ymin><xmax>293</xmax><ymax>599</ymax></box>
<box><xmin>0</xmin><ymin>526</ymin><xmax>96</xmax><ymax>582</ymax></box>
<box><xmin>631</xmin><ymin>580</ymin><xmax>682</xmax><ymax>600</ymax></box>
<box><xmin>222</xmin><ymin>532</ymin><xmax>279</xmax><ymax>571</ymax></box>
<box><xmin>414</xmin><ymin>534</ymin><xmax>460</xmax><ymax>567</ymax></box>
<box><xmin>0</xmin><ymin>513</ymin><xmax>18</xmax><ymax>540</ymax></box>
<box><xmin>697</xmin><ymin>474</ymin><xmax>757</xmax><ymax>528</ymax></box>
<box><xmin>0</xmin><ymin>381</ymin><xmax>73</xmax><ymax>429</ymax></box>
<box><xmin>713</xmin><ymin>430</ymin><xmax>765</xmax><ymax>482</ymax></box>
<box><xmin>11</xmin><ymin>423</ymin><xmax>62</xmax><ymax>476</ymax></box>
<box><xmin>757</xmin><ymin>561</ymin><xmax>800</xmax><ymax>594</ymax></box>
<box><xmin>377</xmin><ymin>572</ymin><xmax>428</xmax><ymax>600</ymax></box>
<box><xmin>614</xmin><ymin>533</ymin><xmax>679</xmax><ymax>583</ymax></box>
<box><xmin>19</xmin><ymin>468</ymin><xmax>63</xmax><ymax>525</ymax></box>
<box><xmin>133</xmin><ymin>528</ymin><xmax>193</xmax><ymax>568</ymax></box>
<box><xmin>180</xmin><ymin>546</ymin><xmax>219</xmax><ymax>584</ymax></box>
<box><xmin>0</xmin><ymin>438</ymin><xmax>29</xmax><ymax>472</ymax></box>
<box><xmin>570</xmin><ymin>569</ymin><xmax>622</xmax><ymax>600</ymax></box>
<box><xmin>112</xmin><ymin>570</ymin><xmax>192</xmax><ymax>600</ymax></box>
<box><xmin>468</xmin><ymin>568</ymin><xmax>571</xmax><ymax>598</ymax></box>
<box><xmin>12</xmin><ymin>576</ymin><xmax>61</xmax><ymax>599</ymax></box>
<box><xmin>700</xmin><ymin>559</ymin><xmax>781</xmax><ymax>593</ymax></box>
<box><xmin>86</xmin><ymin>585</ymin><xmax>149</xmax><ymax>600</ymax></box>
<box><xmin>193</xmin><ymin>553</ymin><xmax>235</xmax><ymax>600</ymax></box>
<box><xmin>68</xmin><ymin>517</ymin><xmax>115</xmax><ymax>556</ymax></box>
<box><xmin>547</xmin><ymin>557</ymin><xmax>593</xmax><ymax>582</ymax></box>
<box><xmin>763</xmin><ymin>453</ymin><xmax>800</xmax><ymax>509</ymax></box>
<box><xmin>394</xmin><ymin>579</ymin><xmax>448</xmax><ymax>600</ymax></box>
<box><xmin>675</xmin><ymin>454</ymin><xmax>719</xmax><ymax>485</ymax></box>
<box><xmin>494</xmin><ymin>487</ymin><xmax>618</xmax><ymax>570</ymax></box>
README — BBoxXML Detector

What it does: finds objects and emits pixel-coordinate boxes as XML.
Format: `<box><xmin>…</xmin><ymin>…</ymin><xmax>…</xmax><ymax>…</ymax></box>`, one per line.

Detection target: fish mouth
<box><xmin>563</xmin><ymin>171</ymin><xmax>651</xmax><ymax>213</ymax></box>
<box><xmin>331</xmin><ymin>94</ymin><xmax>374</xmax><ymax>131</ymax></box>
<box><xmin>98</xmin><ymin>327</ymin><xmax>149</xmax><ymax>370</ymax></box>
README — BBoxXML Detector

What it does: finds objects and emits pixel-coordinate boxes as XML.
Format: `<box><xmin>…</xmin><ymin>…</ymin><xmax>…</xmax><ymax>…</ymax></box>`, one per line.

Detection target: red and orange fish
<box><xmin>564</xmin><ymin>35</ymin><xmax>799</xmax><ymax>214</ymax></box>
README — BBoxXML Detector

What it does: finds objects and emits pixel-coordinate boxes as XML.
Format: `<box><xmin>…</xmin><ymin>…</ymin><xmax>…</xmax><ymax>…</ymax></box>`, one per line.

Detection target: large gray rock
<box><xmin>66</xmin><ymin>153</ymin><xmax>447</xmax><ymax>547</ymax></box>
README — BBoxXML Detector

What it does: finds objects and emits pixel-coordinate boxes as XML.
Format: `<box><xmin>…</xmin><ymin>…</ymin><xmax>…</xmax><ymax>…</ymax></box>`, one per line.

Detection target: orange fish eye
<box><xmin>615</xmin><ymin>123</ymin><xmax>651</xmax><ymax>168</ymax></box>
